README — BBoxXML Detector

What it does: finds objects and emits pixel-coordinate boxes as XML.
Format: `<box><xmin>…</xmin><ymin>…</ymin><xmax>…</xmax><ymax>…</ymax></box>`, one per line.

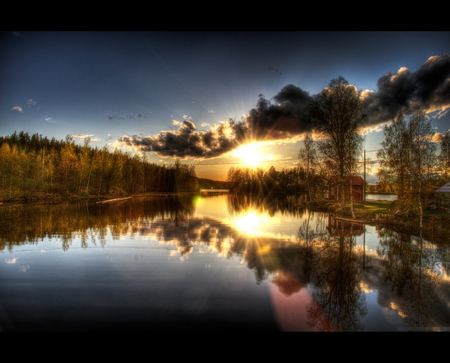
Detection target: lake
<box><xmin>0</xmin><ymin>193</ymin><xmax>449</xmax><ymax>332</ymax></box>
<box><xmin>365</xmin><ymin>192</ymin><xmax>397</xmax><ymax>201</ymax></box>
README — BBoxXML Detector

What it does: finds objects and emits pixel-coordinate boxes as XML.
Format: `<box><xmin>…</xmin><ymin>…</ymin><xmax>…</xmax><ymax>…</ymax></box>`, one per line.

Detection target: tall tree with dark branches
<box><xmin>309</xmin><ymin>76</ymin><xmax>367</xmax><ymax>210</ymax></box>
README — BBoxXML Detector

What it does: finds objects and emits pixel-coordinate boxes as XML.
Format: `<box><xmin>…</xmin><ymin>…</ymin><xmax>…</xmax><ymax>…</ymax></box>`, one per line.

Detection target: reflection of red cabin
<box><xmin>328</xmin><ymin>176</ymin><xmax>365</xmax><ymax>202</ymax></box>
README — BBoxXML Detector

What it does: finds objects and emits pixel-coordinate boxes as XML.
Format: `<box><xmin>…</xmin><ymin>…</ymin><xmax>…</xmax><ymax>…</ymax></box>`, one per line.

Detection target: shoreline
<box><xmin>2</xmin><ymin>192</ymin><xmax>448</xmax><ymax>244</ymax></box>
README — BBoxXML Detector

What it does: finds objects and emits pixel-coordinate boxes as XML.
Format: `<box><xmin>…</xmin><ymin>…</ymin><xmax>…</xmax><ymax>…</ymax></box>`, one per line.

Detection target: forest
<box><xmin>0</xmin><ymin>131</ymin><xmax>198</xmax><ymax>201</ymax></box>
<box><xmin>0</xmin><ymin>130</ymin><xmax>315</xmax><ymax>202</ymax></box>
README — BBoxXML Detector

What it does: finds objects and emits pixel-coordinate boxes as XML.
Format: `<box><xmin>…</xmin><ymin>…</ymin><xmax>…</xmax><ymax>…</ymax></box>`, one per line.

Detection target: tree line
<box><xmin>0</xmin><ymin>131</ymin><xmax>198</xmax><ymax>201</ymax></box>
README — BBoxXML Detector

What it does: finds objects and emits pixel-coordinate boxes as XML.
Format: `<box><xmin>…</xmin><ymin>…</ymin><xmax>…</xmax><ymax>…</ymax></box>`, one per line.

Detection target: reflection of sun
<box><xmin>233</xmin><ymin>210</ymin><xmax>267</xmax><ymax>235</ymax></box>
<box><xmin>232</xmin><ymin>143</ymin><xmax>264</xmax><ymax>167</ymax></box>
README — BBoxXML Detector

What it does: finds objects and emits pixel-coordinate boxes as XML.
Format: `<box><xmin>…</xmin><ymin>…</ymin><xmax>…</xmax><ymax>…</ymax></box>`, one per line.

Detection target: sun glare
<box><xmin>233</xmin><ymin>143</ymin><xmax>265</xmax><ymax>167</ymax></box>
<box><xmin>234</xmin><ymin>211</ymin><xmax>263</xmax><ymax>235</ymax></box>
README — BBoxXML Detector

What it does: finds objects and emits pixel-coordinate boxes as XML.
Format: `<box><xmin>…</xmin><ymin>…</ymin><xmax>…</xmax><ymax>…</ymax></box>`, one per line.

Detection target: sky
<box><xmin>1</xmin><ymin>30</ymin><xmax>450</xmax><ymax>181</ymax></box>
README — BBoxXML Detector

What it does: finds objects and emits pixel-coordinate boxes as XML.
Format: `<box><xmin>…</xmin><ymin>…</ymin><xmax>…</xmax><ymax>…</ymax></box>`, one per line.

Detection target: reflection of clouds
<box><xmin>389</xmin><ymin>301</ymin><xmax>408</xmax><ymax>319</ymax></box>
<box><xmin>271</xmin><ymin>272</ymin><xmax>304</xmax><ymax>296</ymax></box>
<box><xmin>114</xmin><ymin>216</ymin><xmax>240</xmax><ymax>258</ymax></box>
<box><xmin>19</xmin><ymin>264</ymin><xmax>30</xmax><ymax>272</ymax></box>
<box><xmin>26</xmin><ymin>99</ymin><xmax>36</xmax><ymax>107</ymax></box>
<box><xmin>103</xmin><ymin>210</ymin><xmax>299</xmax><ymax>260</ymax></box>
<box><xmin>5</xmin><ymin>258</ymin><xmax>17</xmax><ymax>264</ymax></box>
<box><xmin>358</xmin><ymin>281</ymin><xmax>373</xmax><ymax>294</ymax></box>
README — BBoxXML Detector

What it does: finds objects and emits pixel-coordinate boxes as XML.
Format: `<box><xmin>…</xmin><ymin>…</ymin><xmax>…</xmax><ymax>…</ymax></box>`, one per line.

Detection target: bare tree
<box><xmin>310</xmin><ymin>76</ymin><xmax>367</xmax><ymax>210</ymax></box>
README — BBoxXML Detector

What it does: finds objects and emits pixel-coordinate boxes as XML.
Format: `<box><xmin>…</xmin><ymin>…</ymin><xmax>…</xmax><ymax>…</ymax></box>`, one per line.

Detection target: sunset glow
<box><xmin>232</xmin><ymin>142</ymin><xmax>274</xmax><ymax>168</ymax></box>
<box><xmin>232</xmin><ymin>143</ymin><xmax>263</xmax><ymax>167</ymax></box>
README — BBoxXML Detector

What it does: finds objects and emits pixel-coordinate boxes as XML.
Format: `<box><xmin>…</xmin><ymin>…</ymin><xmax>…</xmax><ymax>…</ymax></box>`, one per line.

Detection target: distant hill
<box><xmin>197</xmin><ymin>178</ymin><xmax>231</xmax><ymax>190</ymax></box>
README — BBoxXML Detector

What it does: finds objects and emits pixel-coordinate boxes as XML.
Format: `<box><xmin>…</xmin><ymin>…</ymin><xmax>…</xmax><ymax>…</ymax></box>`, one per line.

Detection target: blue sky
<box><xmin>1</xmin><ymin>31</ymin><xmax>449</xmax><ymax>180</ymax></box>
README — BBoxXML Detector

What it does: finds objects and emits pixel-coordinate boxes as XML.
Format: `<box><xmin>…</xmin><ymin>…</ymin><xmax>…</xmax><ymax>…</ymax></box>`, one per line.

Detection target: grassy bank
<box><xmin>307</xmin><ymin>198</ymin><xmax>450</xmax><ymax>244</ymax></box>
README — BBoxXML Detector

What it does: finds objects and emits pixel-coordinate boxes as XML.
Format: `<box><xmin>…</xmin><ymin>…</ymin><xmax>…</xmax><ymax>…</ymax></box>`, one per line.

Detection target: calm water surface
<box><xmin>0</xmin><ymin>193</ymin><xmax>449</xmax><ymax>332</ymax></box>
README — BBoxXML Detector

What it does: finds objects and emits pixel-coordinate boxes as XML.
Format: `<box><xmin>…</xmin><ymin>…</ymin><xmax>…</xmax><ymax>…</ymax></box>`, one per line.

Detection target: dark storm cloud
<box><xmin>361</xmin><ymin>54</ymin><xmax>450</xmax><ymax>126</ymax></box>
<box><xmin>119</xmin><ymin>55</ymin><xmax>450</xmax><ymax>159</ymax></box>
<box><xmin>246</xmin><ymin>84</ymin><xmax>314</xmax><ymax>140</ymax></box>
<box><xmin>247</xmin><ymin>55</ymin><xmax>450</xmax><ymax>137</ymax></box>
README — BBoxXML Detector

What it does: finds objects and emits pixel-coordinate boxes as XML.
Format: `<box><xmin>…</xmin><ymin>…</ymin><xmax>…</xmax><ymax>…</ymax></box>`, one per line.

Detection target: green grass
<box><xmin>355</xmin><ymin>201</ymin><xmax>394</xmax><ymax>214</ymax></box>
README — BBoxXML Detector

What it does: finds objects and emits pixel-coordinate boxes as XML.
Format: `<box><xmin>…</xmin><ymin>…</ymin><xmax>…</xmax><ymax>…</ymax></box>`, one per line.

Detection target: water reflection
<box><xmin>298</xmin><ymin>218</ymin><xmax>368</xmax><ymax>331</ymax></box>
<box><xmin>0</xmin><ymin>193</ymin><xmax>449</xmax><ymax>332</ymax></box>
<box><xmin>376</xmin><ymin>228</ymin><xmax>448</xmax><ymax>329</ymax></box>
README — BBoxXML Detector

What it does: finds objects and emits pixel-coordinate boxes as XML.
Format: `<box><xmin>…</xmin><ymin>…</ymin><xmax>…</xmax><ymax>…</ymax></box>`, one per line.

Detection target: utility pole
<box><xmin>42</xmin><ymin>147</ymin><xmax>45</xmax><ymax>183</ymax></box>
<box><xmin>363</xmin><ymin>149</ymin><xmax>366</xmax><ymax>201</ymax></box>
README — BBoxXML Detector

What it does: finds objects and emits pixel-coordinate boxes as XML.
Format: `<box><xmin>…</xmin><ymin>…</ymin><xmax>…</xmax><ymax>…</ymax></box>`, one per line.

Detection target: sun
<box><xmin>232</xmin><ymin>143</ymin><xmax>264</xmax><ymax>167</ymax></box>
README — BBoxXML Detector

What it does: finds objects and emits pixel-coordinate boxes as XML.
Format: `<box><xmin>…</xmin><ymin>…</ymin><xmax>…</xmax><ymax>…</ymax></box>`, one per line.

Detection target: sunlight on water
<box><xmin>233</xmin><ymin>211</ymin><xmax>267</xmax><ymax>235</ymax></box>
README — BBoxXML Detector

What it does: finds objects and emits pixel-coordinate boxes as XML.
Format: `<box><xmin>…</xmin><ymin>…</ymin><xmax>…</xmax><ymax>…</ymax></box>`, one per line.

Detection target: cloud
<box><xmin>119</xmin><ymin>118</ymin><xmax>249</xmax><ymax>159</ymax></box>
<box><xmin>432</xmin><ymin>131</ymin><xmax>450</xmax><ymax>143</ymax></box>
<box><xmin>119</xmin><ymin>55</ymin><xmax>450</xmax><ymax>160</ymax></box>
<box><xmin>71</xmin><ymin>133</ymin><xmax>95</xmax><ymax>140</ymax></box>
<box><xmin>246</xmin><ymin>84</ymin><xmax>314</xmax><ymax>141</ymax></box>
<box><xmin>12</xmin><ymin>106</ymin><xmax>23</xmax><ymax>113</ymax></box>
<box><xmin>26</xmin><ymin>99</ymin><xmax>36</xmax><ymax>107</ymax></box>
<box><xmin>70</xmin><ymin>134</ymin><xmax>100</xmax><ymax>143</ymax></box>
<box><xmin>45</xmin><ymin>117</ymin><xmax>56</xmax><ymax>123</ymax></box>
<box><xmin>361</xmin><ymin>54</ymin><xmax>450</xmax><ymax>126</ymax></box>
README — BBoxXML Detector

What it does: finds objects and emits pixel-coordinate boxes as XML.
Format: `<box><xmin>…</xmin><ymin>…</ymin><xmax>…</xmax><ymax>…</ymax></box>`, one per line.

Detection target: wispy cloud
<box><xmin>26</xmin><ymin>99</ymin><xmax>36</xmax><ymax>107</ymax></box>
<box><xmin>71</xmin><ymin>133</ymin><xmax>97</xmax><ymax>141</ymax></box>
<box><xmin>45</xmin><ymin>117</ymin><xmax>56</xmax><ymax>123</ymax></box>
<box><xmin>11</xmin><ymin>106</ymin><xmax>23</xmax><ymax>113</ymax></box>
<box><xmin>108</xmin><ymin>112</ymin><xmax>150</xmax><ymax>120</ymax></box>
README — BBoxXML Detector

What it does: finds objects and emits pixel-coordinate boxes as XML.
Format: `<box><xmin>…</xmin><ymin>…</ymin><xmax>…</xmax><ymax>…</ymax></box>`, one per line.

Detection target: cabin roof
<box><xmin>436</xmin><ymin>182</ymin><xmax>450</xmax><ymax>193</ymax></box>
<box><xmin>330</xmin><ymin>175</ymin><xmax>365</xmax><ymax>185</ymax></box>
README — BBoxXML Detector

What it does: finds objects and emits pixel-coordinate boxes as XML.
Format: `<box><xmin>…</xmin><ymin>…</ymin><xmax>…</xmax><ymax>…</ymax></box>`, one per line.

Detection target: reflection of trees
<box><xmin>227</xmin><ymin>192</ymin><xmax>308</xmax><ymax>218</ymax></box>
<box><xmin>0</xmin><ymin>194</ymin><xmax>197</xmax><ymax>251</ymax></box>
<box><xmin>244</xmin><ymin>238</ymin><xmax>270</xmax><ymax>284</ymax></box>
<box><xmin>298</xmin><ymin>218</ymin><xmax>367</xmax><ymax>331</ymax></box>
<box><xmin>377</xmin><ymin>227</ymin><xmax>445</xmax><ymax>329</ymax></box>
<box><xmin>0</xmin><ymin>195</ymin><xmax>252</xmax><ymax>258</ymax></box>
<box><xmin>296</xmin><ymin>209</ymin><xmax>328</xmax><ymax>282</ymax></box>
